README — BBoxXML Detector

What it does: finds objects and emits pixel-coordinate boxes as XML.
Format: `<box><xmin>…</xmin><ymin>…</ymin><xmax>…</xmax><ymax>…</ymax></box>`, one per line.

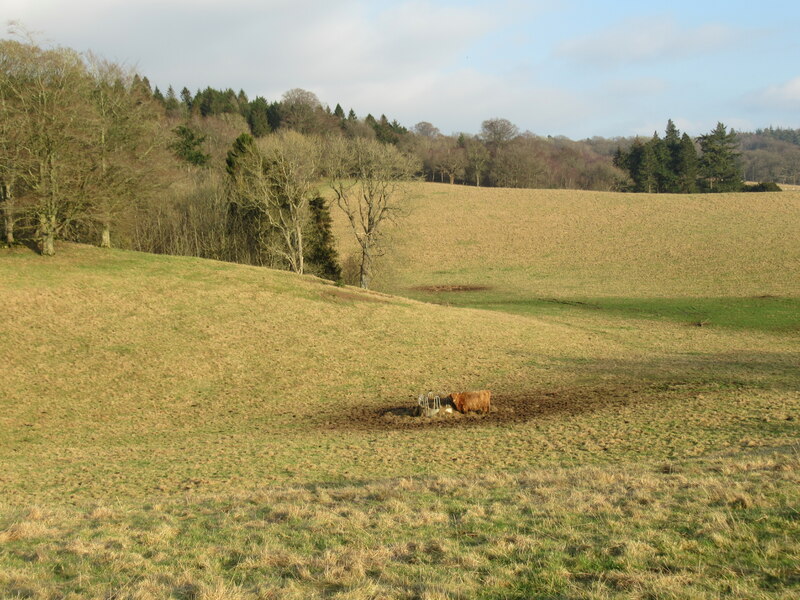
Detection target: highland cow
<box><xmin>448</xmin><ymin>390</ymin><xmax>491</xmax><ymax>414</ymax></box>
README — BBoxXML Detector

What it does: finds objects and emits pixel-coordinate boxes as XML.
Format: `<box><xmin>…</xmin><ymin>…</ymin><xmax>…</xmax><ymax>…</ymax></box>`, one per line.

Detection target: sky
<box><xmin>2</xmin><ymin>0</ymin><xmax>799</xmax><ymax>139</ymax></box>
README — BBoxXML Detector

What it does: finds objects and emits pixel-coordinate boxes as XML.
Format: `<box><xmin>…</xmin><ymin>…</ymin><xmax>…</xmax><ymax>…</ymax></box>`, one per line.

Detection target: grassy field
<box><xmin>341</xmin><ymin>183</ymin><xmax>799</xmax><ymax>299</ymax></box>
<box><xmin>2</xmin><ymin>184</ymin><xmax>799</xmax><ymax>598</ymax></box>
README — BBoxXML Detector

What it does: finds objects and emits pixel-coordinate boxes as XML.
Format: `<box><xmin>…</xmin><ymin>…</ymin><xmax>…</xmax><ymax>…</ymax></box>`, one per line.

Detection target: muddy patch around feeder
<box><xmin>411</xmin><ymin>284</ymin><xmax>492</xmax><ymax>293</ymax></box>
<box><xmin>336</xmin><ymin>385</ymin><xmax>651</xmax><ymax>431</ymax></box>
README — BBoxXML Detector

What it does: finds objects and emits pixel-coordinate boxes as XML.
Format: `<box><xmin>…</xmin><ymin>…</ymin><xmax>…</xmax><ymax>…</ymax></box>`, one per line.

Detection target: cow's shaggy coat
<box><xmin>448</xmin><ymin>390</ymin><xmax>491</xmax><ymax>414</ymax></box>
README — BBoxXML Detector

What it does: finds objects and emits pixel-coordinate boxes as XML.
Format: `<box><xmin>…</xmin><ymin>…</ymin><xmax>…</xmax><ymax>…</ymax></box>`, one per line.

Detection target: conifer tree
<box><xmin>237</xmin><ymin>89</ymin><xmax>248</xmax><ymax>112</ymax></box>
<box><xmin>663</xmin><ymin>119</ymin><xmax>682</xmax><ymax>192</ymax></box>
<box><xmin>306</xmin><ymin>195</ymin><xmax>342</xmax><ymax>281</ymax></box>
<box><xmin>140</xmin><ymin>76</ymin><xmax>152</xmax><ymax>96</ymax></box>
<box><xmin>225</xmin><ymin>133</ymin><xmax>255</xmax><ymax>176</ymax></box>
<box><xmin>638</xmin><ymin>141</ymin><xmax>659</xmax><ymax>193</ymax></box>
<box><xmin>647</xmin><ymin>132</ymin><xmax>669</xmax><ymax>192</ymax></box>
<box><xmin>164</xmin><ymin>85</ymin><xmax>180</xmax><ymax>114</ymax></box>
<box><xmin>266</xmin><ymin>101</ymin><xmax>282</xmax><ymax>131</ymax></box>
<box><xmin>676</xmin><ymin>133</ymin><xmax>699</xmax><ymax>193</ymax></box>
<box><xmin>246</xmin><ymin>97</ymin><xmax>271</xmax><ymax>137</ymax></box>
<box><xmin>179</xmin><ymin>87</ymin><xmax>193</xmax><ymax>111</ymax></box>
<box><xmin>170</xmin><ymin>124</ymin><xmax>209</xmax><ymax>167</ymax></box>
<box><xmin>699</xmin><ymin>122</ymin><xmax>743</xmax><ymax>192</ymax></box>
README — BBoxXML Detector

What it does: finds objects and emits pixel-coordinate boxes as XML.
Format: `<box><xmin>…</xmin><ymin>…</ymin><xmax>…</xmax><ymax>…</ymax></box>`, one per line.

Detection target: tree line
<box><xmin>0</xmin><ymin>35</ymin><xmax>418</xmax><ymax>289</ymax></box>
<box><xmin>0</xmin><ymin>37</ymin><xmax>170</xmax><ymax>255</ymax></box>
<box><xmin>161</xmin><ymin>81</ymin><xmax>797</xmax><ymax>192</ymax></box>
<box><xmin>2</xmin><ymin>34</ymin><xmax>793</xmax><ymax>285</ymax></box>
<box><xmin>611</xmin><ymin>120</ymin><xmax>747</xmax><ymax>193</ymax></box>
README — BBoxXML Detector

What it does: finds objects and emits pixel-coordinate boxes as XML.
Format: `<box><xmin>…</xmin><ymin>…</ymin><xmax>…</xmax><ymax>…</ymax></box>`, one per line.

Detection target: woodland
<box><xmin>1</xmin><ymin>36</ymin><xmax>797</xmax><ymax>282</ymax></box>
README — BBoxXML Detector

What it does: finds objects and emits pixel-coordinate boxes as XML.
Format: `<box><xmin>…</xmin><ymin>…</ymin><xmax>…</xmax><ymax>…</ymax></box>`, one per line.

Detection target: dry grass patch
<box><xmin>1</xmin><ymin>450</ymin><xmax>798</xmax><ymax>599</ymax></box>
<box><xmin>3</xmin><ymin>244</ymin><xmax>795</xmax><ymax>504</ymax></box>
<box><xmin>335</xmin><ymin>184</ymin><xmax>800</xmax><ymax>298</ymax></box>
<box><xmin>1</xmin><ymin>218</ymin><xmax>799</xmax><ymax>598</ymax></box>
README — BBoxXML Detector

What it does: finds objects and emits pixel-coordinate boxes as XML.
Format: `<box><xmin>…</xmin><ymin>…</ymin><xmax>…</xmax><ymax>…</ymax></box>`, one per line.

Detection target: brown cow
<box><xmin>447</xmin><ymin>390</ymin><xmax>491</xmax><ymax>414</ymax></box>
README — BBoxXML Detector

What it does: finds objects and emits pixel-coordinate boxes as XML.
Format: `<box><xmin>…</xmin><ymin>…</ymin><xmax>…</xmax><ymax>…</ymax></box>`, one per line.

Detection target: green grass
<box><xmin>6</xmin><ymin>451</ymin><xmax>800</xmax><ymax>598</ymax></box>
<box><xmin>405</xmin><ymin>290</ymin><xmax>800</xmax><ymax>333</ymax></box>
<box><xmin>2</xmin><ymin>452</ymin><xmax>798</xmax><ymax>599</ymax></box>
<box><xmin>2</xmin><ymin>183</ymin><xmax>800</xmax><ymax>598</ymax></box>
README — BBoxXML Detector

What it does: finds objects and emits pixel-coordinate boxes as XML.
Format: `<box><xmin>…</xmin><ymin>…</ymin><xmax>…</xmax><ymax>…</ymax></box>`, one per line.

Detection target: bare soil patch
<box><xmin>337</xmin><ymin>385</ymin><xmax>645</xmax><ymax>431</ymax></box>
<box><xmin>321</xmin><ymin>289</ymin><xmax>391</xmax><ymax>303</ymax></box>
<box><xmin>412</xmin><ymin>284</ymin><xmax>492</xmax><ymax>293</ymax></box>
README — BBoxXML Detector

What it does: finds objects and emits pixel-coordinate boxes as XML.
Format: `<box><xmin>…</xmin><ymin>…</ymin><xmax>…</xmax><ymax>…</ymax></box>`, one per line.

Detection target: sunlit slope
<box><xmin>333</xmin><ymin>184</ymin><xmax>800</xmax><ymax>298</ymax></box>
<box><xmin>1</xmin><ymin>243</ymin><xmax>798</xmax><ymax>505</ymax></box>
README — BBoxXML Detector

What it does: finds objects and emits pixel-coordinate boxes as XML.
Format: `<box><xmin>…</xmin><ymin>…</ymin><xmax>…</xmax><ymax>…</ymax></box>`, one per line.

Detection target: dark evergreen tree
<box><xmin>638</xmin><ymin>140</ymin><xmax>659</xmax><ymax>193</ymax></box>
<box><xmin>755</xmin><ymin>126</ymin><xmax>800</xmax><ymax>146</ymax></box>
<box><xmin>612</xmin><ymin>122</ymin><xmax>701</xmax><ymax>194</ymax></box>
<box><xmin>613</xmin><ymin>142</ymin><xmax>635</xmax><ymax>191</ymax></box>
<box><xmin>698</xmin><ymin>122</ymin><xmax>743</xmax><ymax>192</ymax></box>
<box><xmin>370</xmin><ymin>114</ymin><xmax>407</xmax><ymax>145</ymax></box>
<box><xmin>237</xmin><ymin>89</ymin><xmax>249</xmax><ymax>114</ymax></box>
<box><xmin>663</xmin><ymin>119</ymin><xmax>682</xmax><ymax>192</ymax></box>
<box><xmin>266</xmin><ymin>101</ymin><xmax>282</xmax><ymax>131</ymax></box>
<box><xmin>224</xmin><ymin>133</ymin><xmax>272</xmax><ymax>265</ymax></box>
<box><xmin>305</xmin><ymin>196</ymin><xmax>342</xmax><ymax>281</ymax></box>
<box><xmin>675</xmin><ymin>133</ymin><xmax>699</xmax><ymax>193</ymax></box>
<box><xmin>196</xmin><ymin>87</ymin><xmax>212</xmax><ymax>116</ymax></box>
<box><xmin>247</xmin><ymin>97</ymin><xmax>271</xmax><ymax>137</ymax></box>
<box><xmin>225</xmin><ymin>133</ymin><xmax>255</xmax><ymax>177</ymax></box>
<box><xmin>152</xmin><ymin>86</ymin><xmax>165</xmax><ymax>104</ymax></box>
<box><xmin>170</xmin><ymin>124</ymin><xmax>210</xmax><ymax>167</ymax></box>
<box><xmin>620</xmin><ymin>138</ymin><xmax>657</xmax><ymax>192</ymax></box>
<box><xmin>180</xmin><ymin>87</ymin><xmax>193</xmax><ymax>111</ymax></box>
<box><xmin>223</xmin><ymin>88</ymin><xmax>239</xmax><ymax>113</ymax></box>
<box><xmin>164</xmin><ymin>86</ymin><xmax>181</xmax><ymax>116</ymax></box>
<box><xmin>347</xmin><ymin>108</ymin><xmax>357</xmax><ymax>121</ymax></box>
<box><xmin>647</xmin><ymin>132</ymin><xmax>670</xmax><ymax>192</ymax></box>
<box><xmin>333</xmin><ymin>103</ymin><xmax>345</xmax><ymax>120</ymax></box>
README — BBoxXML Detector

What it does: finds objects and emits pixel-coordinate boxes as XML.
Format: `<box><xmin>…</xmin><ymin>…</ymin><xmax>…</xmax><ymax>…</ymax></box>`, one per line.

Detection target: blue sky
<box><xmin>3</xmin><ymin>0</ymin><xmax>799</xmax><ymax>138</ymax></box>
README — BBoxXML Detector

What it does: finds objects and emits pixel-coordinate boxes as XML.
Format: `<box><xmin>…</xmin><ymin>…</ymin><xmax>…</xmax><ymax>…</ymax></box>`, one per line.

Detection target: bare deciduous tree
<box><xmin>0</xmin><ymin>36</ymin><xmax>91</xmax><ymax>255</ymax></box>
<box><xmin>84</xmin><ymin>54</ymin><xmax>166</xmax><ymax>248</ymax></box>
<box><xmin>464</xmin><ymin>136</ymin><xmax>490</xmax><ymax>187</ymax></box>
<box><xmin>480</xmin><ymin>118</ymin><xmax>519</xmax><ymax>146</ymax></box>
<box><xmin>227</xmin><ymin>130</ymin><xmax>320</xmax><ymax>273</ymax></box>
<box><xmin>327</xmin><ymin>137</ymin><xmax>418</xmax><ymax>289</ymax></box>
<box><xmin>0</xmin><ymin>41</ymin><xmax>28</xmax><ymax>245</ymax></box>
<box><xmin>433</xmin><ymin>136</ymin><xmax>467</xmax><ymax>184</ymax></box>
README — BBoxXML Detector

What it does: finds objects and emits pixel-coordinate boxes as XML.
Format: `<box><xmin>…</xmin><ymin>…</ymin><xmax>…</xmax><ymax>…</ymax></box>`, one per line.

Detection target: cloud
<box><xmin>556</xmin><ymin>16</ymin><xmax>738</xmax><ymax>67</ymax></box>
<box><xmin>4</xmin><ymin>1</ymin><xmax>794</xmax><ymax>138</ymax></box>
<box><xmin>747</xmin><ymin>77</ymin><xmax>800</xmax><ymax>111</ymax></box>
<box><xmin>344</xmin><ymin>67</ymin><xmax>594</xmax><ymax>136</ymax></box>
<box><xmin>604</xmin><ymin>77</ymin><xmax>668</xmax><ymax>96</ymax></box>
<box><xmin>5</xmin><ymin>1</ymin><xmax>497</xmax><ymax>99</ymax></box>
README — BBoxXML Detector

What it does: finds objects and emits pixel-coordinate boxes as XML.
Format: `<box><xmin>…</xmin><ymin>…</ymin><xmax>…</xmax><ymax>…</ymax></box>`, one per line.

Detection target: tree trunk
<box><xmin>3</xmin><ymin>210</ymin><xmax>13</xmax><ymax>245</ymax></box>
<box><xmin>100</xmin><ymin>222</ymin><xmax>111</xmax><ymax>248</ymax></box>
<box><xmin>449</xmin><ymin>173</ymin><xmax>455</xmax><ymax>184</ymax></box>
<box><xmin>39</xmin><ymin>214</ymin><xmax>56</xmax><ymax>256</ymax></box>
<box><xmin>295</xmin><ymin>219</ymin><xmax>304</xmax><ymax>275</ymax></box>
<box><xmin>359</xmin><ymin>245</ymin><xmax>372</xmax><ymax>289</ymax></box>
<box><xmin>2</xmin><ymin>182</ymin><xmax>13</xmax><ymax>245</ymax></box>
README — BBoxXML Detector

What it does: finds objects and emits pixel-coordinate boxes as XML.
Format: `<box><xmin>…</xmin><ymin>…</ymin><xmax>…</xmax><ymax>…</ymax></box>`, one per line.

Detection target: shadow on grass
<box><xmin>409</xmin><ymin>289</ymin><xmax>800</xmax><ymax>333</ymax></box>
<box><xmin>335</xmin><ymin>351</ymin><xmax>799</xmax><ymax>431</ymax></box>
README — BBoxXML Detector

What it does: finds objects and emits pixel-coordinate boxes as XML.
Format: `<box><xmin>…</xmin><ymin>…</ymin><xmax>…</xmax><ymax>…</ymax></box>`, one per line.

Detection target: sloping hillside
<box><xmin>2</xmin><ymin>242</ymin><xmax>797</xmax><ymax>502</ymax></box>
<box><xmin>1</xmin><ymin>227</ymin><xmax>798</xmax><ymax>598</ymax></box>
<box><xmin>330</xmin><ymin>184</ymin><xmax>800</xmax><ymax>333</ymax></box>
<box><xmin>334</xmin><ymin>184</ymin><xmax>800</xmax><ymax>299</ymax></box>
